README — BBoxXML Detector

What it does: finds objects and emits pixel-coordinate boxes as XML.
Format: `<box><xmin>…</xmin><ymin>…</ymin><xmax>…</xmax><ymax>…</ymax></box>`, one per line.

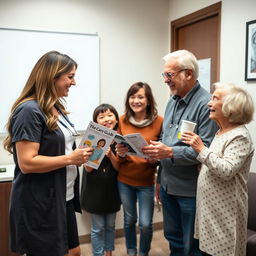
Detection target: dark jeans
<box><xmin>160</xmin><ymin>186</ymin><xmax>201</xmax><ymax>256</ymax></box>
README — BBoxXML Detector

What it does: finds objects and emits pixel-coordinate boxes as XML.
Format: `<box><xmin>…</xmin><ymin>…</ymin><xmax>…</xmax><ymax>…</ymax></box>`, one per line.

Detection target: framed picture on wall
<box><xmin>245</xmin><ymin>19</ymin><xmax>256</xmax><ymax>81</ymax></box>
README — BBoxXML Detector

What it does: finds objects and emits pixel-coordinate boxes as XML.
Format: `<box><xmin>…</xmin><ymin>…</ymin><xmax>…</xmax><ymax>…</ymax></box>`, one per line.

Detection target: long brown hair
<box><xmin>124</xmin><ymin>82</ymin><xmax>157</xmax><ymax>123</ymax></box>
<box><xmin>3</xmin><ymin>50</ymin><xmax>77</xmax><ymax>153</ymax></box>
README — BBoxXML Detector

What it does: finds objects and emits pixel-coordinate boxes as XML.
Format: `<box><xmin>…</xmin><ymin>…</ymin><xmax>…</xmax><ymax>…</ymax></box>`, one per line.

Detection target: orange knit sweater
<box><xmin>117</xmin><ymin>115</ymin><xmax>163</xmax><ymax>186</ymax></box>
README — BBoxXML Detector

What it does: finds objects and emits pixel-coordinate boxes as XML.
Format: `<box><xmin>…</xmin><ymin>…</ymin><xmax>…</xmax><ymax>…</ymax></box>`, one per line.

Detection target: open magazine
<box><xmin>79</xmin><ymin>121</ymin><xmax>117</xmax><ymax>169</ymax></box>
<box><xmin>114</xmin><ymin>133</ymin><xmax>149</xmax><ymax>158</ymax></box>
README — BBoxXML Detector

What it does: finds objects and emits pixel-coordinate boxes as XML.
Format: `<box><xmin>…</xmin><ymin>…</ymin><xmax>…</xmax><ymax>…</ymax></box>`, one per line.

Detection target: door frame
<box><xmin>171</xmin><ymin>2</ymin><xmax>221</xmax><ymax>83</ymax></box>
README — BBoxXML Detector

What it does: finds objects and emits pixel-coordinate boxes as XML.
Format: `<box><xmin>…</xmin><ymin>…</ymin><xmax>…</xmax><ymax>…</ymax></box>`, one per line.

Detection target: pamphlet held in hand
<box><xmin>79</xmin><ymin>121</ymin><xmax>117</xmax><ymax>169</ymax></box>
<box><xmin>114</xmin><ymin>133</ymin><xmax>149</xmax><ymax>158</ymax></box>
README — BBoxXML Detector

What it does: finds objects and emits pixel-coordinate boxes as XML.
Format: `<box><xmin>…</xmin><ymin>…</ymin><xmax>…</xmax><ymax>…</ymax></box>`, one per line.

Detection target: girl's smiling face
<box><xmin>96</xmin><ymin>109</ymin><xmax>118</xmax><ymax>129</ymax></box>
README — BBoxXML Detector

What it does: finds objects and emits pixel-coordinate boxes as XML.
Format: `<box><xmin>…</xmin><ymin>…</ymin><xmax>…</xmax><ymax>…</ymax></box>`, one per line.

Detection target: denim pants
<box><xmin>90</xmin><ymin>213</ymin><xmax>116</xmax><ymax>256</ymax></box>
<box><xmin>118</xmin><ymin>181</ymin><xmax>154</xmax><ymax>256</ymax></box>
<box><xmin>160</xmin><ymin>186</ymin><xmax>201</xmax><ymax>256</ymax></box>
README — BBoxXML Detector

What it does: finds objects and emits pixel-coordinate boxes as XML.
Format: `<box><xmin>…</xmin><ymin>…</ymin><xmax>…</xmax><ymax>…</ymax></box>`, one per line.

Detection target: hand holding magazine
<box><xmin>114</xmin><ymin>133</ymin><xmax>149</xmax><ymax>158</ymax></box>
<box><xmin>79</xmin><ymin>121</ymin><xmax>117</xmax><ymax>169</ymax></box>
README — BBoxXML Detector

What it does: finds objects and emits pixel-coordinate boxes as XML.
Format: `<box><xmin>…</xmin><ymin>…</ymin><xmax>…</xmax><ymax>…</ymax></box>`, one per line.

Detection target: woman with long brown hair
<box><xmin>115</xmin><ymin>82</ymin><xmax>163</xmax><ymax>256</ymax></box>
<box><xmin>3</xmin><ymin>51</ymin><xmax>93</xmax><ymax>256</ymax></box>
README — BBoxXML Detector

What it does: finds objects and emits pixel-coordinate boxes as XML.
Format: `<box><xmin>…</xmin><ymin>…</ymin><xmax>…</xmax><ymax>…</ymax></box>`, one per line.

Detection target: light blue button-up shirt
<box><xmin>160</xmin><ymin>82</ymin><xmax>219</xmax><ymax>197</ymax></box>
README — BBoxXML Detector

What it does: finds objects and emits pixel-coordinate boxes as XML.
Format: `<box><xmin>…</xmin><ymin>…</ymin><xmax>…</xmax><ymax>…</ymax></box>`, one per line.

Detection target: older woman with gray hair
<box><xmin>181</xmin><ymin>83</ymin><xmax>254</xmax><ymax>256</ymax></box>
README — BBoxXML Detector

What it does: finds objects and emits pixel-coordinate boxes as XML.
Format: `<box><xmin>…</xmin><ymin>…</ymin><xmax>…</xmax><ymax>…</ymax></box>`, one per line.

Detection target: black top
<box><xmin>9</xmin><ymin>100</ymin><xmax>81</xmax><ymax>256</ymax></box>
<box><xmin>81</xmin><ymin>144</ymin><xmax>121</xmax><ymax>214</ymax></box>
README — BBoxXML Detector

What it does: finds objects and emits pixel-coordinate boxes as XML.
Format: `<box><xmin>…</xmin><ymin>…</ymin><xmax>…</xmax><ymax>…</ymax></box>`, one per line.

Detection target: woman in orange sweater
<box><xmin>116</xmin><ymin>82</ymin><xmax>163</xmax><ymax>256</ymax></box>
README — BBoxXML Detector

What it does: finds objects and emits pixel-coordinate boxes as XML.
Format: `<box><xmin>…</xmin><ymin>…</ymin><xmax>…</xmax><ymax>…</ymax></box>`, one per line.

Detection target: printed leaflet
<box><xmin>79</xmin><ymin>121</ymin><xmax>117</xmax><ymax>169</ymax></box>
<box><xmin>114</xmin><ymin>133</ymin><xmax>149</xmax><ymax>158</ymax></box>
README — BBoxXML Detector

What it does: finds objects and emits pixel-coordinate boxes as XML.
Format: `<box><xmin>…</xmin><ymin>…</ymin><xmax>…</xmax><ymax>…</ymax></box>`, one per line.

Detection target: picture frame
<box><xmin>245</xmin><ymin>19</ymin><xmax>256</xmax><ymax>81</ymax></box>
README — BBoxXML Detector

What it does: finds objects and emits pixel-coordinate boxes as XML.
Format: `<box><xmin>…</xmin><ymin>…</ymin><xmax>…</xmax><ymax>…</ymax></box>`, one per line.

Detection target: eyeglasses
<box><xmin>162</xmin><ymin>69</ymin><xmax>187</xmax><ymax>79</ymax></box>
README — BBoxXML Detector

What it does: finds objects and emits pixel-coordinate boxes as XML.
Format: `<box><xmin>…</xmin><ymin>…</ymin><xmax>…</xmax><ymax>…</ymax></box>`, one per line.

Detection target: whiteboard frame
<box><xmin>0</xmin><ymin>27</ymin><xmax>100</xmax><ymax>135</ymax></box>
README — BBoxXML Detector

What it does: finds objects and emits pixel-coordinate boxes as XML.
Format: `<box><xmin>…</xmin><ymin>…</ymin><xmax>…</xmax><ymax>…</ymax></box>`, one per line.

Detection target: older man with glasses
<box><xmin>142</xmin><ymin>50</ymin><xmax>218</xmax><ymax>256</ymax></box>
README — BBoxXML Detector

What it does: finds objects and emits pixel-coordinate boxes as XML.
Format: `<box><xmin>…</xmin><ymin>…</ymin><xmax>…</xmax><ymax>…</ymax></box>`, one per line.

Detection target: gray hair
<box><xmin>163</xmin><ymin>50</ymin><xmax>199</xmax><ymax>79</ymax></box>
<box><xmin>214</xmin><ymin>83</ymin><xmax>254</xmax><ymax>125</ymax></box>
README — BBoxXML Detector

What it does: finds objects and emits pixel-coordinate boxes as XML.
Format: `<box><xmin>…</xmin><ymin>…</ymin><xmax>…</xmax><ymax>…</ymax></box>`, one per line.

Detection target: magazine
<box><xmin>114</xmin><ymin>133</ymin><xmax>149</xmax><ymax>158</ymax></box>
<box><xmin>79</xmin><ymin>121</ymin><xmax>117</xmax><ymax>169</ymax></box>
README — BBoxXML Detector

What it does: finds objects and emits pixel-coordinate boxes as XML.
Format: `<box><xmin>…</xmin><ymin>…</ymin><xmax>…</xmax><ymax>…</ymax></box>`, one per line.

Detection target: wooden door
<box><xmin>171</xmin><ymin>2</ymin><xmax>221</xmax><ymax>90</ymax></box>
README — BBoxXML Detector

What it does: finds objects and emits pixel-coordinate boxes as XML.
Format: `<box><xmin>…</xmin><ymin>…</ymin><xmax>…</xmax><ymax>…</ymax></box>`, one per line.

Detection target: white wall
<box><xmin>0</xmin><ymin>0</ymin><xmax>169</xmax><ymax>237</ymax></box>
<box><xmin>169</xmin><ymin>0</ymin><xmax>256</xmax><ymax>172</ymax></box>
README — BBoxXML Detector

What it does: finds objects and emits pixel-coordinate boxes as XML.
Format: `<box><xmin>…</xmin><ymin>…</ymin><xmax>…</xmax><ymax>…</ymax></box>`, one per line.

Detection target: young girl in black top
<box><xmin>81</xmin><ymin>104</ymin><xmax>121</xmax><ymax>256</ymax></box>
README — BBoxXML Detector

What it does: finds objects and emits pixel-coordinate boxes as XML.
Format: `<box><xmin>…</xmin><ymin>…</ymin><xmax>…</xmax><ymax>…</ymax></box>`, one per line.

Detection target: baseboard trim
<box><xmin>79</xmin><ymin>221</ymin><xmax>163</xmax><ymax>244</ymax></box>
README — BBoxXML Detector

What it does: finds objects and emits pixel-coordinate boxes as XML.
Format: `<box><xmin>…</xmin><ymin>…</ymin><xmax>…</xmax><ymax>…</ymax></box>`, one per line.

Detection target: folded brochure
<box><xmin>114</xmin><ymin>133</ymin><xmax>149</xmax><ymax>158</ymax></box>
<box><xmin>79</xmin><ymin>121</ymin><xmax>117</xmax><ymax>169</ymax></box>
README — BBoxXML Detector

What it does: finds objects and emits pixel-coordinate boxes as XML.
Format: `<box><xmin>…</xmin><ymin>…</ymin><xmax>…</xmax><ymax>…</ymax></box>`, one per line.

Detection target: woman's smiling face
<box><xmin>128</xmin><ymin>87</ymin><xmax>148</xmax><ymax>116</ymax></box>
<box><xmin>54</xmin><ymin>66</ymin><xmax>76</xmax><ymax>97</ymax></box>
<box><xmin>208</xmin><ymin>88</ymin><xmax>228</xmax><ymax>122</ymax></box>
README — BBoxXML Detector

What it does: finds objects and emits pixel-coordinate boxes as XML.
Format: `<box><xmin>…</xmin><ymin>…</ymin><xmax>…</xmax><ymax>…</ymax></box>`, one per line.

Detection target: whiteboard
<box><xmin>0</xmin><ymin>28</ymin><xmax>100</xmax><ymax>134</ymax></box>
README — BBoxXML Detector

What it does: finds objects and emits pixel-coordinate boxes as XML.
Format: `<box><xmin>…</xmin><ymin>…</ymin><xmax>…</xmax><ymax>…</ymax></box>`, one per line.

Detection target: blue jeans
<box><xmin>90</xmin><ymin>213</ymin><xmax>116</xmax><ymax>256</ymax></box>
<box><xmin>118</xmin><ymin>181</ymin><xmax>154</xmax><ymax>256</ymax></box>
<box><xmin>160</xmin><ymin>186</ymin><xmax>201</xmax><ymax>256</ymax></box>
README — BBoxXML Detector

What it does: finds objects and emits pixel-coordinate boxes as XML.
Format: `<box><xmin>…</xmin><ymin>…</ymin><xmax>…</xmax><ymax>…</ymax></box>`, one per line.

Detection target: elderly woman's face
<box><xmin>208</xmin><ymin>88</ymin><xmax>228</xmax><ymax>122</ymax></box>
